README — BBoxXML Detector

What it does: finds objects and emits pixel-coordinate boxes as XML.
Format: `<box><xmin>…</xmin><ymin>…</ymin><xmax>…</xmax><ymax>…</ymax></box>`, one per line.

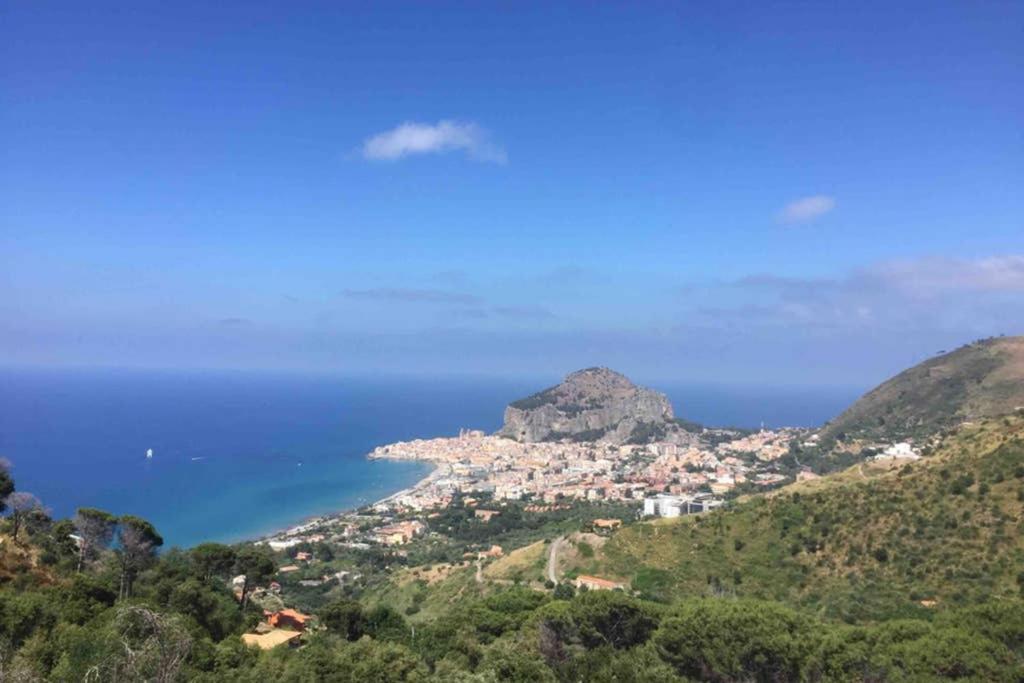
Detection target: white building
<box><xmin>875</xmin><ymin>442</ymin><xmax>921</xmax><ymax>460</ymax></box>
<box><xmin>643</xmin><ymin>493</ymin><xmax>723</xmax><ymax>518</ymax></box>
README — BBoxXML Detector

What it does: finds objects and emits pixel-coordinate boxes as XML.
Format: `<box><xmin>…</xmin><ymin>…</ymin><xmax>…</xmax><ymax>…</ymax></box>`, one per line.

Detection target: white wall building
<box><xmin>643</xmin><ymin>493</ymin><xmax>723</xmax><ymax>518</ymax></box>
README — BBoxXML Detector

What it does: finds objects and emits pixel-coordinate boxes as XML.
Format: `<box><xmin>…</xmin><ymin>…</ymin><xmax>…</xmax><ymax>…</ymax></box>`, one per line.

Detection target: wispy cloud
<box><xmin>442</xmin><ymin>305</ymin><xmax>557</xmax><ymax>321</ymax></box>
<box><xmin>704</xmin><ymin>254</ymin><xmax>1024</xmax><ymax>333</ymax></box>
<box><xmin>361</xmin><ymin>120</ymin><xmax>506</xmax><ymax>163</ymax></box>
<box><xmin>865</xmin><ymin>255</ymin><xmax>1024</xmax><ymax>296</ymax></box>
<box><xmin>342</xmin><ymin>287</ymin><xmax>482</xmax><ymax>305</ymax></box>
<box><xmin>491</xmin><ymin>305</ymin><xmax>556</xmax><ymax>320</ymax></box>
<box><xmin>777</xmin><ymin>195</ymin><xmax>836</xmax><ymax>224</ymax></box>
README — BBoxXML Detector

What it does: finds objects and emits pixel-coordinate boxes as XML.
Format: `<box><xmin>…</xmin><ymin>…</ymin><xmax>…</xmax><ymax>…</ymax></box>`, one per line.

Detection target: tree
<box><xmin>364</xmin><ymin>605</ymin><xmax>410</xmax><ymax>643</ymax></box>
<box><xmin>653</xmin><ymin>599</ymin><xmax>815</xmax><ymax>682</ymax></box>
<box><xmin>190</xmin><ymin>543</ymin><xmax>236</xmax><ymax>583</ymax></box>
<box><xmin>321</xmin><ymin>598</ymin><xmax>366</xmax><ymax>640</ymax></box>
<box><xmin>105</xmin><ymin>606</ymin><xmax>192</xmax><ymax>683</ymax></box>
<box><xmin>553</xmin><ymin>583</ymin><xmax>576</xmax><ymax>600</ymax></box>
<box><xmin>4</xmin><ymin>492</ymin><xmax>43</xmax><ymax>543</ymax></box>
<box><xmin>74</xmin><ymin>508</ymin><xmax>117</xmax><ymax>573</ymax></box>
<box><xmin>0</xmin><ymin>458</ymin><xmax>14</xmax><ymax>513</ymax></box>
<box><xmin>115</xmin><ymin>515</ymin><xmax>164</xmax><ymax>600</ymax></box>
<box><xmin>233</xmin><ymin>545</ymin><xmax>275</xmax><ymax>611</ymax></box>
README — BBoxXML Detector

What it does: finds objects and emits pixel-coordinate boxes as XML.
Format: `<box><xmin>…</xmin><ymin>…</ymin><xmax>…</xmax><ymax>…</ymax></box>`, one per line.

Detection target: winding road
<box><xmin>547</xmin><ymin>536</ymin><xmax>565</xmax><ymax>584</ymax></box>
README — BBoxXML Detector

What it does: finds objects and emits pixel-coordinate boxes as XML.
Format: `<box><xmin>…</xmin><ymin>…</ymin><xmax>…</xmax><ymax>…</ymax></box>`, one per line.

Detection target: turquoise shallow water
<box><xmin>0</xmin><ymin>368</ymin><xmax>861</xmax><ymax>548</ymax></box>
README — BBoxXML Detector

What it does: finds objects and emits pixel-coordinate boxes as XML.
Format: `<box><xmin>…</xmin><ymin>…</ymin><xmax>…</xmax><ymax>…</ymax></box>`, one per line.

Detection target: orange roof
<box><xmin>242</xmin><ymin>629</ymin><xmax>302</xmax><ymax>650</ymax></box>
<box><xmin>277</xmin><ymin>608</ymin><xmax>310</xmax><ymax>623</ymax></box>
<box><xmin>576</xmin><ymin>575</ymin><xmax>622</xmax><ymax>589</ymax></box>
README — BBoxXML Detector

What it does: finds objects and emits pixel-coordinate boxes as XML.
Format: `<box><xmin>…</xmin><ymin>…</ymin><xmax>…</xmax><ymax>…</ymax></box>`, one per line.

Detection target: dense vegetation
<box><xmin>507</xmin><ymin>386</ymin><xmax>560</xmax><ymax>411</ymax></box>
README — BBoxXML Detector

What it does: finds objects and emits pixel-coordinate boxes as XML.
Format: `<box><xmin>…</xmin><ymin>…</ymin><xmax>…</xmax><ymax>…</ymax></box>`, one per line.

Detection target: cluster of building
<box><xmin>368</xmin><ymin>426</ymin><xmax>807</xmax><ymax>515</ymax></box>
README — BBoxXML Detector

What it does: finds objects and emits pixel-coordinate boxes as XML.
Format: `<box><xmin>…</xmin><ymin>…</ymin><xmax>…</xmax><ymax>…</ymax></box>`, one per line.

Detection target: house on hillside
<box><xmin>268</xmin><ymin>608</ymin><xmax>312</xmax><ymax>631</ymax></box>
<box><xmin>374</xmin><ymin>520</ymin><xmax>426</xmax><ymax>545</ymax></box>
<box><xmin>642</xmin><ymin>493</ymin><xmax>723</xmax><ymax>518</ymax></box>
<box><xmin>474</xmin><ymin>509</ymin><xmax>501</xmax><ymax>522</ymax></box>
<box><xmin>592</xmin><ymin>518</ymin><xmax>622</xmax><ymax>532</ymax></box>
<box><xmin>574</xmin><ymin>575</ymin><xmax>624</xmax><ymax>591</ymax></box>
<box><xmin>241</xmin><ymin>629</ymin><xmax>302</xmax><ymax>650</ymax></box>
<box><xmin>478</xmin><ymin>545</ymin><xmax>503</xmax><ymax>559</ymax></box>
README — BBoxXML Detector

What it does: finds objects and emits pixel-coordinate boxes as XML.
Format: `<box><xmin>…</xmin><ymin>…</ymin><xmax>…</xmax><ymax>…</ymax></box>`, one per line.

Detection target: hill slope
<box><xmin>576</xmin><ymin>416</ymin><xmax>1024</xmax><ymax>622</ymax></box>
<box><xmin>498</xmin><ymin>367</ymin><xmax>681</xmax><ymax>444</ymax></box>
<box><xmin>819</xmin><ymin>336</ymin><xmax>1024</xmax><ymax>444</ymax></box>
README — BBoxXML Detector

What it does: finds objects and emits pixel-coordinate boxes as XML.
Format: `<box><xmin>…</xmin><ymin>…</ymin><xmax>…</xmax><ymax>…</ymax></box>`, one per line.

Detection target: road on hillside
<box><xmin>547</xmin><ymin>536</ymin><xmax>565</xmax><ymax>584</ymax></box>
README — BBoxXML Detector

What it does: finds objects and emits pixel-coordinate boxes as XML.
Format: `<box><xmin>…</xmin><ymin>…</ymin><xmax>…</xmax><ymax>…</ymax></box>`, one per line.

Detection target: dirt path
<box><xmin>547</xmin><ymin>536</ymin><xmax>565</xmax><ymax>584</ymax></box>
<box><xmin>475</xmin><ymin>557</ymin><xmax>483</xmax><ymax>584</ymax></box>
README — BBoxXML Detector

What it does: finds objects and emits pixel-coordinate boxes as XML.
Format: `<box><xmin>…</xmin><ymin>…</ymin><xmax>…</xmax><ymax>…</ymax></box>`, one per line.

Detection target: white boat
<box><xmin>146</xmin><ymin>448</ymin><xmax>154</xmax><ymax>459</ymax></box>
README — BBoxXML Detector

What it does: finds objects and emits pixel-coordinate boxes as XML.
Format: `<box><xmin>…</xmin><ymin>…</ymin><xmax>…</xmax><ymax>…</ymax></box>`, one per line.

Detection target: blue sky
<box><xmin>2</xmin><ymin>1</ymin><xmax>1022</xmax><ymax>385</ymax></box>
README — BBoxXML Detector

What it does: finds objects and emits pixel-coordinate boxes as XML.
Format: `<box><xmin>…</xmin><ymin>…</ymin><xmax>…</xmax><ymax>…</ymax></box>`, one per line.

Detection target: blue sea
<box><xmin>0</xmin><ymin>368</ymin><xmax>862</xmax><ymax>548</ymax></box>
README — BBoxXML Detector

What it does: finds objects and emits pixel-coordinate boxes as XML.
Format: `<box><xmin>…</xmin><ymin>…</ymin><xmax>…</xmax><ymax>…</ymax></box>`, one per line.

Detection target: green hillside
<box><xmin>575</xmin><ymin>415</ymin><xmax>1024</xmax><ymax>622</ymax></box>
<box><xmin>819</xmin><ymin>336</ymin><xmax>1024</xmax><ymax>444</ymax></box>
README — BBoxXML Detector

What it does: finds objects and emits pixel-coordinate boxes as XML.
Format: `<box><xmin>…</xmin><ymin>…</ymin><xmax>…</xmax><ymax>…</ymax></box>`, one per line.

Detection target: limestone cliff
<box><xmin>498</xmin><ymin>367</ymin><xmax>681</xmax><ymax>444</ymax></box>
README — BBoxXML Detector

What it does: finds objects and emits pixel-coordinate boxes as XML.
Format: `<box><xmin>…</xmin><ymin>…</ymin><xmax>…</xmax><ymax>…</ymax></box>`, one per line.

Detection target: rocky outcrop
<box><xmin>498</xmin><ymin>367</ymin><xmax>681</xmax><ymax>444</ymax></box>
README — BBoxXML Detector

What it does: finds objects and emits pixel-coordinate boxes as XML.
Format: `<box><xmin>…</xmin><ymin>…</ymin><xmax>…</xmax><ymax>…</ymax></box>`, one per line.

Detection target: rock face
<box><xmin>820</xmin><ymin>335</ymin><xmax>1024</xmax><ymax>444</ymax></box>
<box><xmin>498</xmin><ymin>367</ymin><xmax>678</xmax><ymax>444</ymax></box>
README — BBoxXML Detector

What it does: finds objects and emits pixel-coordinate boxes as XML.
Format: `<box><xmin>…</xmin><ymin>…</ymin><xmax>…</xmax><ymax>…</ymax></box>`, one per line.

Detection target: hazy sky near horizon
<box><xmin>2</xmin><ymin>2</ymin><xmax>1022</xmax><ymax>385</ymax></box>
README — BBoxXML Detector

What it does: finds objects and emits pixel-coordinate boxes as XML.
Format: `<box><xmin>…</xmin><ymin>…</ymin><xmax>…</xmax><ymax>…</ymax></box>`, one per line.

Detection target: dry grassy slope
<box><xmin>583</xmin><ymin>416</ymin><xmax>1024</xmax><ymax>622</ymax></box>
<box><xmin>482</xmin><ymin>540</ymin><xmax>546</xmax><ymax>582</ymax></box>
<box><xmin>819</xmin><ymin>336</ymin><xmax>1024</xmax><ymax>444</ymax></box>
<box><xmin>361</xmin><ymin>560</ymin><xmax>487</xmax><ymax>624</ymax></box>
<box><xmin>0</xmin><ymin>534</ymin><xmax>58</xmax><ymax>587</ymax></box>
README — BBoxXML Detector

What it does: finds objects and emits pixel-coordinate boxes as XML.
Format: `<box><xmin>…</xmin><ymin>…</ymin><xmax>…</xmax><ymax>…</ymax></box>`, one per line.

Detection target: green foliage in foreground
<box><xmin>4</xmin><ymin>577</ymin><xmax>1023</xmax><ymax>682</ymax></box>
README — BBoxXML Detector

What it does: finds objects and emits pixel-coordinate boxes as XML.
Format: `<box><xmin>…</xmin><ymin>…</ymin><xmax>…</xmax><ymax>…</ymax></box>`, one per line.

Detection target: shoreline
<box><xmin>254</xmin><ymin>458</ymin><xmax>440</xmax><ymax>544</ymax></box>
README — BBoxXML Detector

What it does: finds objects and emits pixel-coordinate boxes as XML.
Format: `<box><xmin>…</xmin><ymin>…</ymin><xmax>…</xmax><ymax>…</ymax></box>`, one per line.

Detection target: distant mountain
<box><xmin>820</xmin><ymin>336</ymin><xmax>1024</xmax><ymax>444</ymax></box>
<box><xmin>498</xmin><ymin>367</ymin><xmax>683</xmax><ymax>444</ymax></box>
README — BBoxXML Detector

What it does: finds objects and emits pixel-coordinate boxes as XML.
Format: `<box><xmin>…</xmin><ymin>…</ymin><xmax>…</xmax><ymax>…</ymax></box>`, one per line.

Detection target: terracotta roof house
<box><xmin>241</xmin><ymin>629</ymin><xmax>302</xmax><ymax>650</ymax></box>
<box><xmin>474</xmin><ymin>509</ymin><xmax>501</xmax><ymax>522</ymax></box>
<box><xmin>268</xmin><ymin>608</ymin><xmax>312</xmax><ymax>631</ymax></box>
<box><xmin>574</xmin><ymin>575</ymin><xmax>624</xmax><ymax>591</ymax></box>
<box><xmin>592</xmin><ymin>518</ymin><xmax>622</xmax><ymax>530</ymax></box>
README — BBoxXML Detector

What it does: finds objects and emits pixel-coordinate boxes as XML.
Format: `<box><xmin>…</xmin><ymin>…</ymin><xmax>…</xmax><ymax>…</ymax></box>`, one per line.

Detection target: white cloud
<box><xmin>361</xmin><ymin>120</ymin><xmax>506</xmax><ymax>163</ymax></box>
<box><xmin>778</xmin><ymin>195</ymin><xmax>836</xmax><ymax>224</ymax></box>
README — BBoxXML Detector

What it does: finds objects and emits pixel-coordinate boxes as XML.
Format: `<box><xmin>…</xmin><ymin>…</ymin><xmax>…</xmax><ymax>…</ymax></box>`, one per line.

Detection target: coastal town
<box><xmin>248</xmin><ymin>423</ymin><xmax>817</xmax><ymax>578</ymax></box>
<box><xmin>232</xmin><ymin>368</ymin><xmax>935</xmax><ymax>650</ymax></box>
<box><xmin>365</xmin><ymin>426</ymin><xmax>806</xmax><ymax>511</ymax></box>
